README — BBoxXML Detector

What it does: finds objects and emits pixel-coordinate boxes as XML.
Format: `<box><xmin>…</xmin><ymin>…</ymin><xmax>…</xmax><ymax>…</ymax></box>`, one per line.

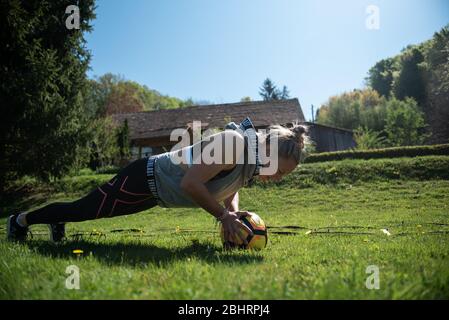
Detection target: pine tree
<box><xmin>259</xmin><ymin>78</ymin><xmax>280</xmax><ymax>101</ymax></box>
<box><xmin>0</xmin><ymin>0</ymin><xmax>96</xmax><ymax>189</ymax></box>
<box><xmin>280</xmin><ymin>86</ymin><xmax>290</xmax><ymax>100</ymax></box>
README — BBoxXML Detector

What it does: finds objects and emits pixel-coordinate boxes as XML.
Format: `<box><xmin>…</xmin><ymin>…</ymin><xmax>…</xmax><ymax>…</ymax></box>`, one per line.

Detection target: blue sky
<box><xmin>85</xmin><ymin>0</ymin><xmax>449</xmax><ymax>121</ymax></box>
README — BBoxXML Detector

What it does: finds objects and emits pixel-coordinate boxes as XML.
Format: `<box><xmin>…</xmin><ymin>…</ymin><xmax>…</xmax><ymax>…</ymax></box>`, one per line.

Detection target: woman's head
<box><xmin>258</xmin><ymin>123</ymin><xmax>309</xmax><ymax>182</ymax></box>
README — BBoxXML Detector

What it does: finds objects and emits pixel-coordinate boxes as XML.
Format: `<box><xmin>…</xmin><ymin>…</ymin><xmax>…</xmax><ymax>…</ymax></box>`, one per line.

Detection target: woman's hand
<box><xmin>221</xmin><ymin>210</ymin><xmax>254</xmax><ymax>246</ymax></box>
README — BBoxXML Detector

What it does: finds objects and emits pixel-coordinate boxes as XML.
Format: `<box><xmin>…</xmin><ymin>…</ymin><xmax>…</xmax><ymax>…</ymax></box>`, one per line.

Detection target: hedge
<box><xmin>257</xmin><ymin>155</ymin><xmax>449</xmax><ymax>189</ymax></box>
<box><xmin>304</xmin><ymin>144</ymin><xmax>449</xmax><ymax>163</ymax></box>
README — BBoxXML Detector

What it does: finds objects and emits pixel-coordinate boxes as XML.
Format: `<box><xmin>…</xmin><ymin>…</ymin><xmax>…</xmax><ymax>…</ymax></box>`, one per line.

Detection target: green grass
<box><xmin>273</xmin><ymin>155</ymin><xmax>449</xmax><ymax>188</ymax></box>
<box><xmin>304</xmin><ymin>144</ymin><xmax>449</xmax><ymax>163</ymax></box>
<box><xmin>1</xmin><ymin>158</ymin><xmax>449</xmax><ymax>299</ymax></box>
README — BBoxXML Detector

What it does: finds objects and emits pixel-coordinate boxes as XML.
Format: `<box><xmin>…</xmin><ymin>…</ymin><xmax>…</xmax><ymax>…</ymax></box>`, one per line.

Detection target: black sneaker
<box><xmin>48</xmin><ymin>223</ymin><xmax>66</xmax><ymax>243</ymax></box>
<box><xmin>7</xmin><ymin>215</ymin><xmax>29</xmax><ymax>242</ymax></box>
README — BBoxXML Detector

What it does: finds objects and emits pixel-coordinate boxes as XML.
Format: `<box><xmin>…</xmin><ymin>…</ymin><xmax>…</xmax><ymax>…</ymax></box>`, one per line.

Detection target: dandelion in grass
<box><xmin>72</xmin><ymin>249</ymin><xmax>83</xmax><ymax>257</ymax></box>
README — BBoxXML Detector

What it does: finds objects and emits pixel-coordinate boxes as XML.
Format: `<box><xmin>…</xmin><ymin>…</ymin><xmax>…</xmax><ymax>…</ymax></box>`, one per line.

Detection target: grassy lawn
<box><xmin>1</xmin><ymin>159</ymin><xmax>449</xmax><ymax>299</ymax></box>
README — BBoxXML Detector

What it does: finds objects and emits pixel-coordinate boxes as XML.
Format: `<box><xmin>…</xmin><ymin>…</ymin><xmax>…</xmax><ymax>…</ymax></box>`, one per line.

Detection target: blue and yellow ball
<box><xmin>220</xmin><ymin>213</ymin><xmax>268</xmax><ymax>250</ymax></box>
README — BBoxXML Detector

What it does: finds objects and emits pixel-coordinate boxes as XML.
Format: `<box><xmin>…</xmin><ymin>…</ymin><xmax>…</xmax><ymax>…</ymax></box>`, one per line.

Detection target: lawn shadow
<box><xmin>26</xmin><ymin>239</ymin><xmax>264</xmax><ymax>266</ymax></box>
<box><xmin>0</xmin><ymin>184</ymin><xmax>58</xmax><ymax>218</ymax></box>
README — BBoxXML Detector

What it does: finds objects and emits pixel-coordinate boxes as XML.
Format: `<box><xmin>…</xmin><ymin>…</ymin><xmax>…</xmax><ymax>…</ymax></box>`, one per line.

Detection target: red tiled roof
<box><xmin>112</xmin><ymin>98</ymin><xmax>304</xmax><ymax>140</ymax></box>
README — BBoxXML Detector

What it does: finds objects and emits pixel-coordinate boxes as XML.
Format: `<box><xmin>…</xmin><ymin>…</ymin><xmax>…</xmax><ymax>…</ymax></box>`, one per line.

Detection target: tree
<box><xmin>316</xmin><ymin>89</ymin><xmax>385</xmax><ymax>131</ymax></box>
<box><xmin>85</xmin><ymin>117</ymin><xmax>133</xmax><ymax>170</ymax></box>
<box><xmin>87</xmin><ymin>118</ymin><xmax>119</xmax><ymax>170</ymax></box>
<box><xmin>385</xmin><ymin>98</ymin><xmax>427</xmax><ymax>146</ymax></box>
<box><xmin>353</xmin><ymin>127</ymin><xmax>387</xmax><ymax>150</ymax></box>
<box><xmin>280</xmin><ymin>86</ymin><xmax>290</xmax><ymax>100</ymax></box>
<box><xmin>240</xmin><ymin>96</ymin><xmax>252</xmax><ymax>102</ymax></box>
<box><xmin>366</xmin><ymin>58</ymin><xmax>396</xmax><ymax>97</ymax></box>
<box><xmin>103</xmin><ymin>82</ymin><xmax>145</xmax><ymax>115</ymax></box>
<box><xmin>317</xmin><ymin>91</ymin><xmax>427</xmax><ymax>146</ymax></box>
<box><xmin>392</xmin><ymin>47</ymin><xmax>427</xmax><ymax>106</ymax></box>
<box><xmin>0</xmin><ymin>0</ymin><xmax>96</xmax><ymax>188</ymax></box>
<box><xmin>259</xmin><ymin>78</ymin><xmax>280</xmax><ymax>101</ymax></box>
<box><xmin>321</xmin><ymin>24</ymin><xmax>449</xmax><ymax>145</ymax></box>
<box><xmin>116</xmin><ymin>119</ymin><xmax>130</xmax><ymax>162</ymax></box>
<box><xmin>86</xmin><ymin>73</ymin><xmax>124</xmax><ymax>117</ymax></box>
<box><xmin>364</xmin><ymin>25</ymin><xmax>449</xmax><ymax>143</ymax></box>
<box><xmin>425</xmin><ymin>25</ymin><xmax>449</xmax><ymax>143</ymax></box>
<box><xmin>259</xmin><ymin>78</ymin><xmax>291</xmax><ymax>101</ymax></box>
<box><xmin>86</xmin><ymin>73</ymin><xmax>190</xmax><ymax>116</ymax></box>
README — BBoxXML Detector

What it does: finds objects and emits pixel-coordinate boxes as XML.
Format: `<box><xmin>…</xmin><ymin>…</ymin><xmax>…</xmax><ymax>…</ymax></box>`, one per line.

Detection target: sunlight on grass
<box><xmin>1</xmin><ymin>176</ymin><xmax>448</xmax><ymax>299</ymax></box>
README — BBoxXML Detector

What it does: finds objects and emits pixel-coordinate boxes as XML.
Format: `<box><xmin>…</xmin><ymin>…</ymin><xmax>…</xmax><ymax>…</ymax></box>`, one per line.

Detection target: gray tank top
<box><xmin>151</xmin><ymin>118</ymin><xmax>261</xmax><ymax>208</ymax></box>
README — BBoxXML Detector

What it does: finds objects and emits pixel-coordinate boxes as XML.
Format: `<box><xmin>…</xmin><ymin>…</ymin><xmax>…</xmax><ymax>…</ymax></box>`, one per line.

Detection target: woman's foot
<box><xmin>48</xmin><ymin>223</ymin><xmax>66</xmax><ymax>243</ymax></box>
<box><xmin>7</xmin><ymin>214</ymin><xmax>29</xmax><ymax>242</ymax></box>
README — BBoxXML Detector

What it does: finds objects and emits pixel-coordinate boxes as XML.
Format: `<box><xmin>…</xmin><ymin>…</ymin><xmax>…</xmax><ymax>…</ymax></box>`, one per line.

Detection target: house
<box><xmin>112</xmin><ymin>98</ymin><xmax>355</xmax><ymax>159</ymax></box>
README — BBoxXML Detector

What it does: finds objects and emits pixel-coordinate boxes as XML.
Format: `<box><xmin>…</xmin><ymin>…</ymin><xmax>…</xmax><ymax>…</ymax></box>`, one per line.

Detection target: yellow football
<box><xmin>220</xmin><ymin>212</ymin><xmax>268</xmax><ymax>250</ymax></box>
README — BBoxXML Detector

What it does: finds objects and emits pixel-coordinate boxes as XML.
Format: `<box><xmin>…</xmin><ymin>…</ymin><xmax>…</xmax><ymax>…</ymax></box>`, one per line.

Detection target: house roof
<box><xmin>303</xmin><ymin>121</ymin><xmax>354</xmax><ymax>133</ymax></box>
<box><xmin>112</xmin><ymin>98</ymin><xmax>305</xmax><ymax>141</ymax></box>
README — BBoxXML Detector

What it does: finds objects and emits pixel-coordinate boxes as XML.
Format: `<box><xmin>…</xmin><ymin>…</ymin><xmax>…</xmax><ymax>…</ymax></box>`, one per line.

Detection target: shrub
<box><xmin>304</xmin><ymin>144</ymin><xmax>449</xmax><ymax>163</ymax></box>
<box><xmin>354</xmin><ymin>127</ymin><xmax>387</xmax><ymax>150</ymax></box>
<box><xmin>257</xmin><ymin>156</ymin><xmax>449</xmax><ymax>189</ymax></box>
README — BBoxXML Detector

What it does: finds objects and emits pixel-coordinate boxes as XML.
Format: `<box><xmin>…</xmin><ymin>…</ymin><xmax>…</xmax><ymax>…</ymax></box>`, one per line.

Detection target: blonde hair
<box><xmin>262</xmin><ymin>123</ymin><xmax>309</xmax><ymax>165</ymax></box>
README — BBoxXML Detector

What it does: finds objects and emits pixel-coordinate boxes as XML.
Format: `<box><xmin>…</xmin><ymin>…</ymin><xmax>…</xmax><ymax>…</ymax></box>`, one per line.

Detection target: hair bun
<box><xmin>292</xmin><ymin>125</ymin><xmax>306</xmax><ymax>135</ymax></box>
<box><xmin>291</xmin><ymin>125</ymin><xmax>307</xmax><ymax>149</ymax></box>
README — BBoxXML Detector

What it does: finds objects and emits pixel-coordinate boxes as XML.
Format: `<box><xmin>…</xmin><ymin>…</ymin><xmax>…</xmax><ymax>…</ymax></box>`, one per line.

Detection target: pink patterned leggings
<box><xmin>26</xmin><ymin>158</ymin><xmax>158</xmax><ymax>225</ymax></box>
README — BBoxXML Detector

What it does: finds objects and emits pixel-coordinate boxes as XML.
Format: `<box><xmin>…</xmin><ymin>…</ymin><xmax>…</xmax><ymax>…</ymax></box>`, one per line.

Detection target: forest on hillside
<box><xmin>317</xmin><ymin>25</ymin><xmax>449</xmax><ymax>148</ymax></box>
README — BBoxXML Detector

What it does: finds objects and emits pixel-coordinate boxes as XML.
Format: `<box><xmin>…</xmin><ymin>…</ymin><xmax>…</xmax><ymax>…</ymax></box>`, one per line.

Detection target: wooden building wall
<box><xmin>305</xmin><ymin>123</ymin><xmax>356</xmax><ymax>152</ymax></box>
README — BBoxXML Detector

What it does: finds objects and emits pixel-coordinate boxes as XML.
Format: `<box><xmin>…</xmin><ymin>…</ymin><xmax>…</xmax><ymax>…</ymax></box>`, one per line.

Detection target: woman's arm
<box><xmin>223</xmin><ymin>192</ymin><xmax>239</xmax><ymax>212</ymax></box>
<box><xmin>180</xmin><ymin>162</ymin><xmax>233</xmax><ymax>219</ymax></box>
<box><xmin>180</xmin><ymin>131</ymin><xmax>252</xmax><ymax>244</ymax></box>
<box><xmin>181</xmin><ymin>164</ymin><xmax>251</xmax><ymax>244</ymax></box>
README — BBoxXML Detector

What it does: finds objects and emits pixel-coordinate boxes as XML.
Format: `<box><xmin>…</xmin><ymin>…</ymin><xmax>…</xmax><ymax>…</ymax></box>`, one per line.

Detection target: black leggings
<box><xmin>26</xmin><ymin>158</ymin><xmax>158</xmax><ymax>225</ymax></box>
